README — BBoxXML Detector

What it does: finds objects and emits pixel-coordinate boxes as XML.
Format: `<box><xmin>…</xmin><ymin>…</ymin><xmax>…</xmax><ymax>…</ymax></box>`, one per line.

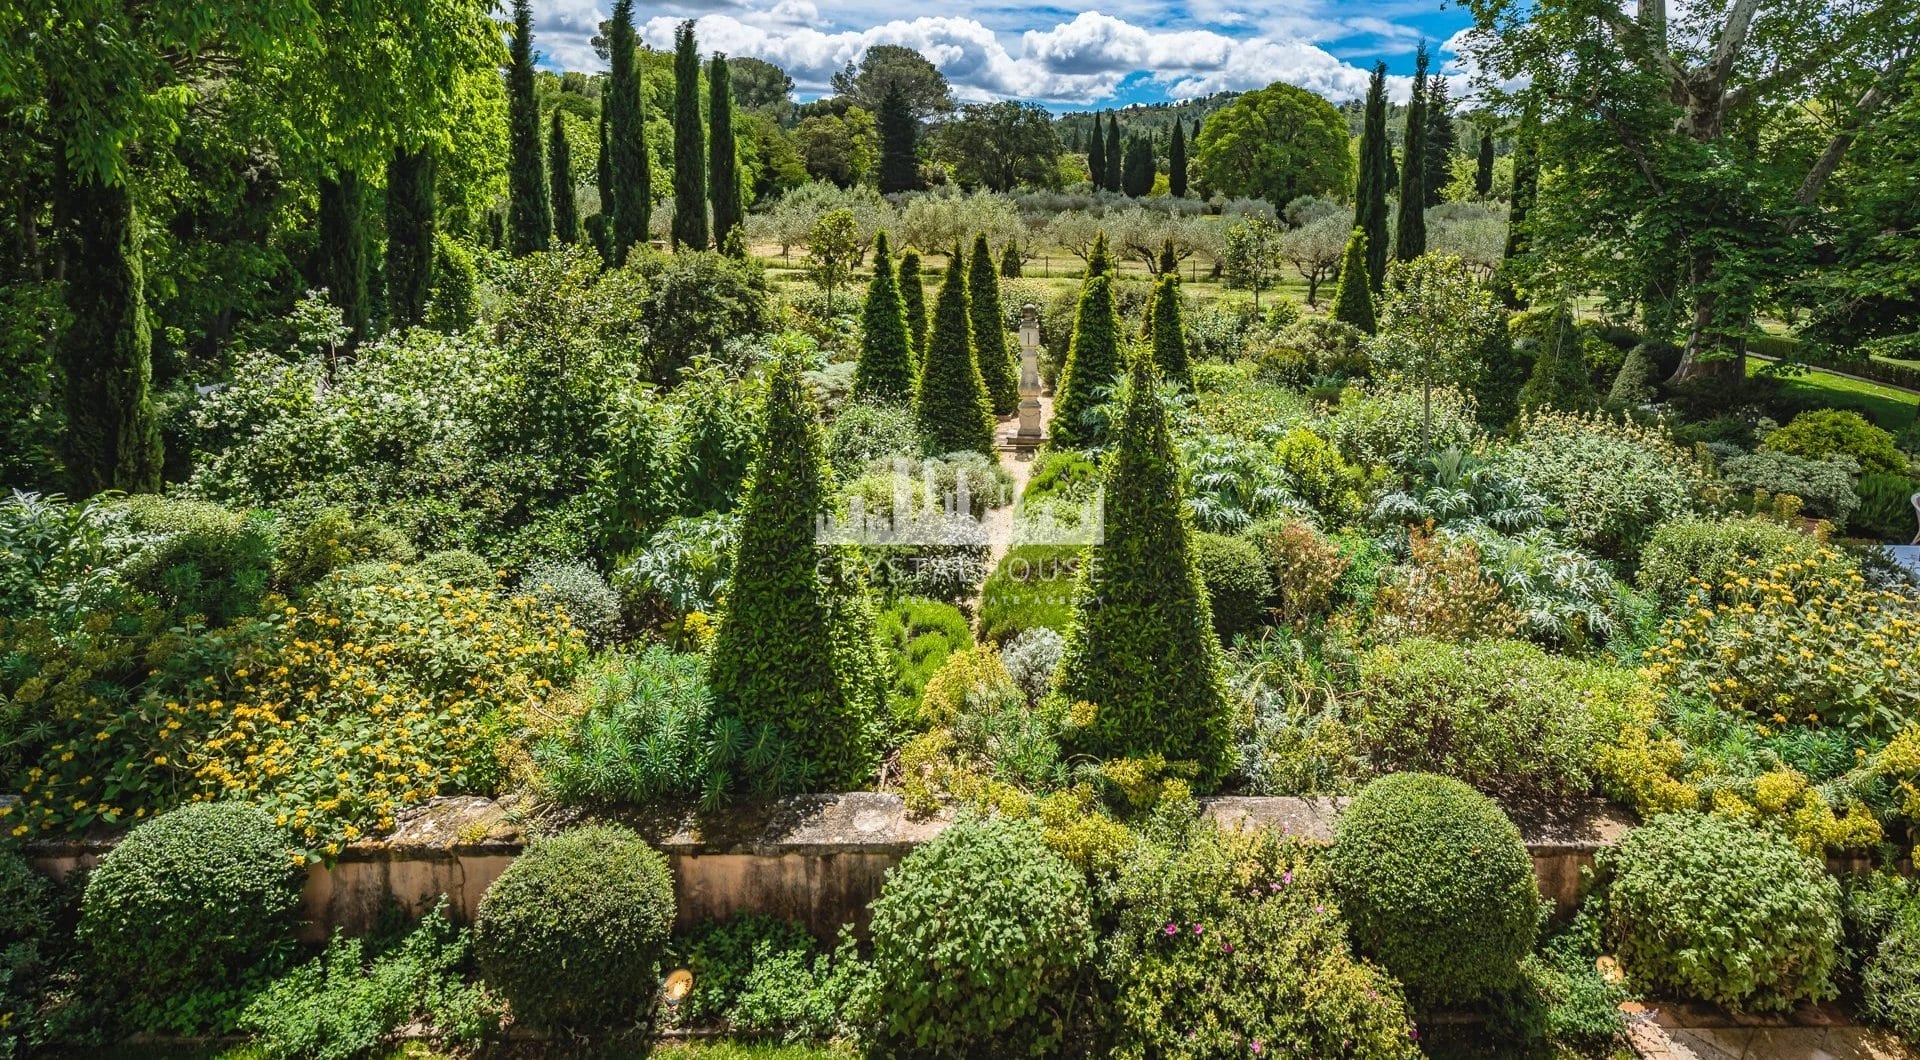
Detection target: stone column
<box><xmin>1017</xmin><ymin>303</ymin><xmax>1043</xmax><ymax>439</ymax></box>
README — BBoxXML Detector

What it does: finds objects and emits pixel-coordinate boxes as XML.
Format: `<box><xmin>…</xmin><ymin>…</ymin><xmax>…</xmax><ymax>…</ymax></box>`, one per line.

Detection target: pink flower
<box><xmin>1315</xmin><ymin>904</ymin><xmax>1325</xmax><ymax>914</ymax></box>
<box><xmin>1223</xmin><ymin>941</ymin><xmax>1235</xmax><ymax>954</ymax></box>
<box><xmin>1164</xmin><ymin>923</ymin><xmax>1178</xmax><ymax>936</ymax></box>
<box><xmin>1251</xmin><ymin>1041</ymin><xmax>1263</xmax><ymax>1054</ymax></box>
<box><xmin>1193</xmin><ymin>923</ymin><xmax>1204</xmax><ymax>936</ymax></box>
<box><xmin>1283</xmin><ymin>871</ymin><xmax>1293</xmax><ymax>885</ymax></box>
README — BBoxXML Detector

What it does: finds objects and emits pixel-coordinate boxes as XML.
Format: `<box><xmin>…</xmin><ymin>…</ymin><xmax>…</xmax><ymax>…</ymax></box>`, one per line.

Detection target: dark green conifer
<box><xmin>506</xmin><ymin>0</ymin><xmax>551</xmax><ymax>255</ymax></box>
<box><xmin>854</xmin><ymin>231</ymin><xmax>915</xmax><ymax>402</ymax></box>
<box><xmin>1330</xmin><ymin>228</ymin><xmax>1376</xmax><ymax>333</ymax></box>
<box><xmin>1499</xmin><ymin>109</ymin><xmax>1539</xmax><ymax>307</ymax></box>
<box><xmin>1422</xmin><ymin>74</ymin><xmax>1456</xmax><ymax>208</ymax></box>
<box><xmin>969</xmin><ymin>233</ymin><xmax>1018</xmax><ymax>416</ymax></box>
<box><xmin>548</xmin><ymin>112</ymin><xmax>579</xmax><ymax>244</ymax></box>
<box><xmin>1086</xmin><ymin>231</ymin><xmax>1112</xmax><ymax>278</ymax></box>
<box><xmin>709</xmin><ymin>53</ymin><xmax>743</xmax><ymax>252</ymax></box>
<box><xmin>1000</xmin><ymin>240</ymin><xmax>1021</xmax><ymax>278</ymax></box>
<box><xmin>875</xmin><ymin>80</ymin><xmax>919</xmax><ymax>194</ymax></box>
<box><xmin>1051</xmin><ymin>272</ymin><xmax>1122</xmax><ymax>448</ymax></box>
<box><xmin>1104</xmin><ymin>113</ymin><xmax>1122</xmax><ymax>192</ymax></box>
<box><xmin>1354</xmin><ymin>63</ymin><xmax>1391</xmax><ymax>289</ymax></box>
<box><xmin>1168</xmin><ymin>118</ymin><xmax>1188</xmax><ymax>198</ymax></box>
<box><xmin>317</xmin><ymin>170</ymin><xmax>369</xmax><ymax>342</ymax></box>
<box><xmin>671</xmin><ymin>21</ymin><xmax>708</xmax><ymax>250</ymax></box>
<box><xmin>1393</xmin><ymin>45</ymin><xmax>1431</xmax><ymax>263</ymax></box>
<box><xmin>1518</xmin><ymin>304</ymin><xmax>1598</xmax><ymax>414</ymax></box>
<box><xmin>385</xmin><ymin>145</ymin><xmax>435</xmax><ymax>327</ymax></box>
<box><xmin>606</xmin><ymin>0</ymin><xmax>650</xmax><ymax>261</ymax></box>
<box><xmin>1121</xmin><ymin>135</ymin><xmax>1154</xmax><ymax>197</ymax></box>
<box><xmin>1475</xmin><ymin>130</ymin><xmax>1494</xmax><ymax>197</ymax></box>
<box><xmin>898</xmin><ymin>248</ymin><xmax>929</xmax><ymax>363</ymax></box>
<box><xmin>1086</xmin><ymin>114</ymin><xmax>1106</xmax><ymax>190</ymax></box>
<box><xmin>1150</xmin><ymin>274</ymin><xmax>1190</xmax><ymax>387</ymax></box>
<box><xmin>913</xmin><ymin>242</ymin><xmax>995</xmax><ymax>455</ymax></box>
<box><xmin>1056</xmin><ymin>345</ymin><xmax>1232</xmax><ymax>786</ymax></box>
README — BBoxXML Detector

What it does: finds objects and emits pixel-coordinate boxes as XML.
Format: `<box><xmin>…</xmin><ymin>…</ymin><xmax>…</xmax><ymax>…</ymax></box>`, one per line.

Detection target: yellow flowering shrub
<box><xmin>1869</xmin><ymin>723</ymin><xmax>1920</xmax><ymax>862</ymax></box>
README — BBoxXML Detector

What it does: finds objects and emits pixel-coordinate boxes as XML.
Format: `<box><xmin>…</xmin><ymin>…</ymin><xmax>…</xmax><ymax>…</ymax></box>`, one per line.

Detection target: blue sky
<box><xmin>528</xmin><ymin>0</ymin><xmax>1478</xmax><ymax>107</ymax></box>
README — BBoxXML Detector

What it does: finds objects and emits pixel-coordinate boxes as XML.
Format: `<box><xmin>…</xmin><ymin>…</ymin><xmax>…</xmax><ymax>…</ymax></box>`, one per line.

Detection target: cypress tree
<box><xmin>597</xmin><ymin>105</ymin><xmax>613</xmax><ymax>211</ymax></box>
<box><xmin>1104</xmin><ymin>113</ymin><xmax>1123</xmax><ymax>193</ymax></box>
<box><xmin>1354</xmin><ymin>63</ymin><xmax>1391</xmax><ymax>289</ymax></box>
<box><xmin>1051</xmin><ymin>273</ymin><xmax>1122</xmax><ymax>448</ymax></box>
<box><xmin>1499</xmin><ymin>109</ymin><xmax>1539</xmax><ymax>307</ymax></box>
<box><xmin>606</xmin><ymin>0</ymin><xmax>650</xmax><ymax>262</ymax></box>
<box><xmin>548</xmin><ymin>112</ymin><xmax>579</xmax><ymax>244</ymax></box>
<box><xmin>854</xmin><ymin>231</ymin><xmax>915</xmax><ymax>402</ymax></box>
<box><xmin>1168</xmin><ymin>117</ymin><xmax>1188</xmax><ymax>198</ymax></box>
<box><xmin>1150</xmin><ymin>274</ymin><xmax>1190</xmax><ymax>386</ymax></box>
<box><xmin>317</xmin><ymin>170</ymin><xmax>369</xmax><ymax>343</ymax></box>
<box><xmin>671</xmin><ymin>21</ymin><xmax>708</xmax><ymax>250</ymax></box>
<box><xmin>385</xmin><ymin>145</ymin><xmax>435</xmax><ymax>327</ymax></box>
<box><xmin>1393</xmin><ymin>45</ymin><xmax>1430</xmax><ymax>263</ymax></box>
<box><xmin>913</xmin><ymin>242</ymin><xmax>995</xmax><ymax>456</ymax></box>
<box><xmin>54</xmin><ymin>163</ymin><xmax>161</xmax><ymax>495</ymax></box>
<box><xmin>969</xmin><ymin>232</ymin><xmax>1019</xmax><ymax>416</ymax></box>
<box><xmin>709</xmin><ymin>356</ymin><xmax>883</xmax><ymax>793</ymax></box>
<box><xmin>1474</xmin><ymin>130</ymin><xmax>1494</xmax><ymax>197</ymax></box>
<box><xmin>1000</xmin><ymin>240</ymin><xmax>1021</xmax><ymax>278</ymax></box>
<box><xmin>876</xmin><ymin>80</ymin><xmax>919</xmax><ymax>194</ymax></box>
<box><xmin>1330</xmin><ymin>228</ymin><xmax>1377</xmax><ymax>333</ymax></box>
<box><xmin>1422</xmin><ymin>74</ymin><xmax>1456</xmax><ymax>208</ymax></box>
<box><xmin>1086</xmin><ymin>114</ymin><xmax>1106</xmax><ymax>190</ymax></box>
<box><xmin>506</xmin><ymin>0</ymin><xmax>551</xmax><ymax>256</ymax></box>
<box><xmin>1056</xmin><ymin>345</ymin><xmax>1232</xmax><ymax>785</ymax></box>
<box><xmin>709</xmin><ymin>53</ymin><xmax>743</xmax><ymax>252</ymax></box>
<box><xmin>898</xmin><ymin>248</ymin><xmax>929</xmax><ymax>364</ymax></box>
<box><xmin>1518</xmin><ymin>304</ymin><xmax>1597</xmax><ymax>413</ymax></box>
<box><xmin>1121</xmin><ymin>135</ymin><xmax>1154</xmax><ymax>197</ymax></box>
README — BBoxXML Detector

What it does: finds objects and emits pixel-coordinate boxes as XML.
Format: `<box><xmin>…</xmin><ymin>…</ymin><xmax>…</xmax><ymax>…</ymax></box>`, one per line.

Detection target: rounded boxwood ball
<box><xmin>1603</xmin><ymin>812</ymin><xmax>1840</xmax><ymax>1012</ymax></box>
<box><xmin>1328</xmin><ymin>772</ymin><xmax>1543</xmax><ymax>1006</ymax></box>
<box><xmin>475</xmin><ymin>823</ymin><xmax>676</xmax><ymax>1033</ymax></box>
<box><xmin>1191</xmin><ymin>531</ymin><xmax>1273</xmax><ymax>642</ymax></box>
<box><xmin>77</xmin><ymin>802</ymin><xmax>305</xmax><ymax>1009</ymax></box>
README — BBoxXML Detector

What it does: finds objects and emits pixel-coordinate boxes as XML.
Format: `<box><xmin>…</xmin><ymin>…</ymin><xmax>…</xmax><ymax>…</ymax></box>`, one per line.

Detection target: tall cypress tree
<box><xmin>1331</xmin><ymin>228</ymin><xmax>1377</xmax><ymax>333</ymax></box>
<box><xmin>1393</xmin><ymin>45</ymin><xmax>1431</xmax><ymax>263</ymax></box>
<box><xmin>385</xmin><ymin>145</ymin><xmax>436</xmax><ymax>327</ymax></box>
<box><xmin>671</xmin><ymin>21</ymin><xmax>708</xmax><ymax>250</ymax></box>
<box><xmin>606</xmin><ymin>0</ymin><xmax>650</xmax><ymax>262</ymax></box>
<box><xmin>854</xmin><ymin>231</ymin><xmax>915</xmax><ymax>402</ymax></box>
<box><xmin>1499</xmin><ymin>109</ymin><xmax>1539</xmax><ymax>307</ymax></box>
<box><xmin>709</xmin><ymin>356</ymin><xmax>883</xmax><ymax>793</ymax></box>
<box><xmin>1168</xmin><ymin>117</ymin><xmax>1188</xmax><ymax>198</ymax></box>
<box><xmin>1057</xmin><ymin>345</ymin><xmax>1232</xmax><ymax>785</ymax></box>
<box><xmin>317</xmin><ymin>170</ymin><xmax>369</xmax><ymax>343</ymax></box>
<box><xmin>1422</xmin><ymin>74</ymin><xmax>1457</xmax><ymax>208</ymax></box>
<box><xmin>1121</xmin><ymin>135</ymin><xmax>1154</xmax><ymax>197</ymax></box>
<box><xmin>1086</xmin><ymin>114</ymin><xmax>1106</xmax><ymax>191</ymax></box>
<box><xmin>1474</xmin><ymin>130</ymin><xmax>1494</xmax><ymax>198</ymax></box>
<box><xmin>1104</xmin><ymin>113</ymin><xmax>1123</xmax><ymax>193</ymax></box>
<box><xmin>898</xmin><ymin>248</ymin><xmax>929</xmax><ymax>363</ymax></box>
<box><xmin>548</xmin><ymin>112</ymin><xmax>579</xmax><ymax>244</ymax></box>
<box><xmin>1051</xmin><ymin>272</ymin><xmax>1121</xmax><ymax>448</ymax></box>
<box><xmin>54</xmin><ymin>162</ymin><xmax>161</xmax><ymax>495</ymax></box>
<box><xmin>709</xmin><ymin>53</ymin><xmax>743</xmax><ymax>252</ymax></box>
<box><xmin>1354</xmin><ymin>63</ymin><xmax>1391</xmax><ymax>289</ymax></box>
<box><xmin>875</xmin><ymin>80</ymin><xmax>919</xmax><ymax>194</ymax></box>
<box><xmin>913</xmin><ymin>242</ymin><xmax>995</xmax><ymax>456</ymax></box>
<box><xmin>1150</xmin><ymin>274</ymin><xmax>1190</xmax><ymax>386</ymax></box>
<box><xmin>969</xmin><ymin>232</ymin><xmax>1018</xmax><ymax>415</ymax></box>
<box><xmin>506</xmin><ymin>0</ymin><xmax>551</xmax><ymax>256</ymax></box>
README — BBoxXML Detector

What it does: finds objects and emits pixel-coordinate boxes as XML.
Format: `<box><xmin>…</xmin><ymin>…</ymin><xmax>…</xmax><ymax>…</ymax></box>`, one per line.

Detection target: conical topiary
<box><xmin>899</xmin><ymin>248</ymin><xmax>929</xmax><ymax>366</ymax></box>
<box><xmin>1608</xmin><ymin>344</ymin><xmax>1658</xmax><ymax>407</ymax></box>
<box><xmin>1518</xmin><ymin>304</ymin><xmax>1598</xmax><ymax>413</ymax></box>
<box><xmin>1085</xmin><ymin>231</ymin><xmax>1112</xmax><ymax>279</ymax></box>
<box><xmin>913</xmin><ymin>242</ymin><xmax>995</xmax><ymax>456</ymax></box>
<box><xmin>1330</xmin><ymin>228</ymin><xmax>1376</xmax><ymax>334</ymax></box>
<box><xmin>1056</xmin><ymin>346</ymin><xmax>1233</xmax><ymax>786</ymax></box>
<box><xmin>1000</xmin><ymin>240</ymin><xmax>1022</xmax><ymax>278</ymax></box>
<box><xmin>970</xmin><ymin>233</ymin><xmax>1019</xmax><ymax>416</ymax></box>
<box><xmin>855</xmin><ymin>231</ymin><xmax>916</xmax><ymax>403</ymax></box>
<box><xmin>1051</xmin><ymin>273</ymin><xmax>1123</xmax><ymax>449</ymax></box>
<box><xmin>1149</xmin><ymin>275</ymin><xmax>1190</xmax><ymax>387</ymax></box>
<box><xmin>709</xmin><ymin>356</ymin><xmax>884</xmax><ymax>793</ymax></box>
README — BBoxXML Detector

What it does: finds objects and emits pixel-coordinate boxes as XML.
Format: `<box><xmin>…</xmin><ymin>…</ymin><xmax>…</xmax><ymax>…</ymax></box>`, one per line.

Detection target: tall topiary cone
<box><xmin>913</xmin><ymin>242</ymin><xmax>995</xmax><ymax>455</ymax></box>
<box><xmin>1052</xmin><ymin>272</ymin><xmax>1122</xmax><ymax>448</ymax></box>
<box><xmin>1085</xmin><ymin>231</ymin><xmax>1113</xmax><ymax>278</ymax></box>
<box><xmin>1331</xmin><ymin>228</ymin><xmax>1377</xmax><ymax>334</ymax></box>
<box><xmin>854</xmin><ymin>231</ymin><xmax>915</xmax><ymax>402</ymax></box>
<box><xmin>1057</xmin><ymin>347</ymin><xmax>1233</xmax><ymax>786</ymax></box>
<box><xmin>1149</xmin><ymin>274</ymin><xmax>1190</xmax><ymax>387</ymax></box>
<box><xmin>710</xmin><ymin>356</ymin><xmax>883</xmax><ymax>793</ymax></box>
<box><xmin>1000</xmin><ymin>240</ymin><xmax>1022</xmax><ymax>278</ymax></box>
<box><xmin>969</xmin><ymin>233</ymin><xmax>1019</xmax><ymax>416</ymax></box>
<box><xmin>1518</xmin><ymin>303</ymin><xmax>1598</xmax><ymax>413</ymax></box>
<box><xmin>898</xmin><ymin>248</ymin><xmax>929</xmax><ymax>365</ymax></box>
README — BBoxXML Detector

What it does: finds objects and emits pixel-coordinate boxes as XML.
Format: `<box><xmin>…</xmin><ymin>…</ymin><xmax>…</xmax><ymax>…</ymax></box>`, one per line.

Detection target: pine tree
<box><xmin>1518</xmin><ymin>304</ymin><xmax>1598</xmax><ymax>413</ymax></box>
<box><xmin>1150</xmin><ymin>274</ymin><xmax>1190</xmax><ymax>386</ymax></box>
<box><xmin>1499</xmin><ymin>109</ymin><xmax>1539</xmax><ymax>307</ymax></box>
<box><xmin>1121</xmin><ymin>135</ymin><xmax>1154</xmax><ymax>197</ymax></box>
<box><xmin>606</xmin><ymin>0</ymin><xmax>650</xmax><ymax>262</ymax></box>
<box><xmin>1051</xmin><ymin>272</ymin><xmax>1122</xmax><ymax>448</ymax></box>
<box><xmin>876</xmin><ymin>80</ymin><xmax>919</xmax><ymax>194</ymax></box>
<box><xmin>969</xmin><ymin>232</ymin><xmax>1018</xmax><ymax>415</ymax></box>
<box><xmin>708</xmin><ymin>54</ymin><xmax>743</xmax><ymax>252</ymax></box>
<box><xmin>913</xmin><ymin>243</ymin><xmax>995</xmax><ymax>456</ymax></box>
<box><xmin>1168</xmin><ymin>117</ymin><xmax>1188</xmax><ymax>198</ymax></box>
<box><xmin>506</xmin><ymin>0</ymin><xmax>551</xmax><ymax>256</ymax></box>
<box><xmin>318</xmin><ymin>170</ymin><xmax>369</xmax><ymax>343</ymax></box>
<box><xmin>854</xmin><ymin>231</ymin><xmax>915</xmax><ymax>402</ymax></box>
<box><xmin>1393</xmin><ymin>45</ymin><xmax>1430</xmax><ymax>263</ymax></box>
<box><xmin>548</xmin><ymin>112</ymin><xmax>579</xmax><ymax>244</ymax></box>
<box><xmin>1331</xmin><ymin>228</ymin><xmax>1377</xmax><ymax>333</ymax></box>
<box><xmin>709</xmin><ymin>356</ymin><xmax>883</xmax><ymax>793</ymax></box>
<box><xmin>54</xmin><ymin>163</ymin><xmax>161</xmax><ymax>495</ymax></box>
<box><xmin>1104</xmin><ymin>113</ymin><xmax>1123</xmax><ymax>193</ymax></box>
<box><xmin>1354</xmin><ymin>62</ymin><xmax>1391</xmax><ymax>289</ymax></box>
<box><xmin>1000</xmin><ymin>240</ymin><xmax>1022</xmax><ymax>278</ymax></box>
<box><xmin>898</xmin><ymin>248</ymin><xmax>929</xmax><ymax>364</ymax></box>
<box><xmin>671</xmin><ymin>21</ymin><xmax>708</xmax><ymax>250</ymax></box>
<box><xmin>1475</xmin><ymin>130</ymin><xmax>1494</xmax><ymax>198</ymax></box>
<box><xmin>1086</xmin><ymin>114</ymin><xmax>1106</xmax><ymax>191</ymax></box>
<box><xmin>1057</xmin><ymin>346</ymin><xmax>1232</xmax><ymax>786</ymax></box>
<box><xmin>1422</xmin><ymin>74</ymin><xmax>1457</xmax><ymax>208</ymax></box>
<box><xmin>385</xmin><ymin>145</ymin><xmax>435</xmax><ymax>327</ymax></box>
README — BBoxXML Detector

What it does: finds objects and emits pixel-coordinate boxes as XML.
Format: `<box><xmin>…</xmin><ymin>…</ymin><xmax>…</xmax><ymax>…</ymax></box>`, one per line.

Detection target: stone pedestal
<box><xmin>1016</xmin><ymin>303</ymin><xmax>1044</xmax><ymax>440</ymax></box>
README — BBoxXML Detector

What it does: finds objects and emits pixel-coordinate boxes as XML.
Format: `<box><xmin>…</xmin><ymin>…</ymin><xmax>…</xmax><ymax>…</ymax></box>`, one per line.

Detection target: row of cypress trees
<box><xmin>1085</xmin><ymin>112</ymin><xmax>1193</xmax><ymax>197</ymax></box>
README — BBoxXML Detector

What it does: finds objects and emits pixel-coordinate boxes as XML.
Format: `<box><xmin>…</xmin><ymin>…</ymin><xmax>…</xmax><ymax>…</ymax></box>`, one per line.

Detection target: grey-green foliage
<box><xmin>517</xmin><ymin>559</ymin><xmax>621</xmax><ymax>646</ymax></box>
<box><xmin>1720</xmin><ymin>450</ymin><xmax>1861</xmax><ymax>525</ymax></box>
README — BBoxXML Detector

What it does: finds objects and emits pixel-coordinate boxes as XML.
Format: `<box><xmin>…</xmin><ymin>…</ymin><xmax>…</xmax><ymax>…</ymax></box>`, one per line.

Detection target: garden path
<box><xmin>978</xmin><ymin>395</ymin><xmax>1053</xmax><ymax>595</ymax></box>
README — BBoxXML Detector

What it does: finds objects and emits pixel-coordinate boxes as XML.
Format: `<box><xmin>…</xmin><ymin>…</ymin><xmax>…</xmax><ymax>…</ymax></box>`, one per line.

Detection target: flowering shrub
<box><xmin>1499</xmin><ymin>410</ymin><xmax>1712</xmax><ymax>562</ymax></box>
<box><xmin>1371</xmin><ymin>528</ymin><xmax>1520</xmax><ymax>642</ymax></box>
<box><xmin>1243</xmin><ymin>518</ymin><xmax>1348</xmax><ymax>626</ymax></box>
<box><xmin>1635</xmin><ymin>515</ymin><xmax>1833</xmax><ymax>609</ymax></box>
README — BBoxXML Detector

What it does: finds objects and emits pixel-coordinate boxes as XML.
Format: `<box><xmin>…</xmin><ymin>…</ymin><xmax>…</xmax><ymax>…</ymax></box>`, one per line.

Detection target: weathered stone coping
<box><xmin>25</xmin><ymin>792</ymin><xmax>1634</xmax><ymax>940</ymax></box>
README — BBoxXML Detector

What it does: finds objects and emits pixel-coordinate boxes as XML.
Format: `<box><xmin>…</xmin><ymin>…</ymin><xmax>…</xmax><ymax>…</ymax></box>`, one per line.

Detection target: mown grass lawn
<box><xmin>1748</xmin><ymin>357</ymin><xmax>1918</xmax><ymax>433</ymax></box>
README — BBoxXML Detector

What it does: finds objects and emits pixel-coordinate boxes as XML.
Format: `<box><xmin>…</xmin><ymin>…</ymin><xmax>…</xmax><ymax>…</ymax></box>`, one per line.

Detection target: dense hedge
<box><xmin>1189</xmin><ymin>530</ymin><xmax>1271</xmax><ymax>643</ymax></box>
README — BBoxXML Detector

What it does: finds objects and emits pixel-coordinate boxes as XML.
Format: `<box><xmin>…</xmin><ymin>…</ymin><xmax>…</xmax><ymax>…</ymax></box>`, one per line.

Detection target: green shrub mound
<box><xmin>1636</xmin><ymin>515</ymin><xmax>1833</xmax><ymax>607</ymax></box>
<box><xmin>1</xmin><ymin>851</ymin><xmax>55</xmax><ymax>1053</ymax></box>
<box><xmin>77</xmin><ymin>802</ymin><xmax>305</xmax><ymax>1030</ymax></box>
<box><xmin>865</xmin><ymin>816</ymin><xmax>1092</xmax><ymax>1055</ymax></box>
<box><xmin>1855</xmin><ymin>472</ymin><xmax>1920</xmax><ymax>541</ymax></box>
<box><xmin>474</xmin><ymin>823</ymin><xmax>676</xmax><ymax>1032</ymax></box>
<box><xmin>1328</xmin><ymin>772</ymin><xmax>1543</xmax><ymax>1006</ymax></box>
<box><xmin>977</xmin><ymin>543</ymin><xmax>1084</xmax><ymax>644</ymax></box>
<box><xmin>1189</xmin><ymin>531</ymin><xmax>1272</xmax><ymax>643</ymax></box>
<box><xmin>1602</xmin><ymin>812</ymin><xmax>1840</xmax><ymax>1013</ymax></box>
<box><xmin>1762</xmin><ymin>408</ymin><xmax>1907</xmax><ymax>477</ymax></box>
<box><xmin>1847</xmin><ymin>873</ymin><xmax>1920</xmax><ymax>1045</ymax></box>
<box><xmin>518</xmin><ymin>558</ymin><xmax>620</xmax><ymax>645</ymax></box>
<box><xmin>413</xmin><ymin>548</ymin><xmax>495</xmax><ymax>588</ymax></box>
<box><xmin>670</xmin><ymin>914</ymin><xmax>865</xmax><ymax>1040</ymax></box>
<box><xmin>875</xmin><ymin>596</ymin><xmax>973</xmax><ymax>726</ymax></box>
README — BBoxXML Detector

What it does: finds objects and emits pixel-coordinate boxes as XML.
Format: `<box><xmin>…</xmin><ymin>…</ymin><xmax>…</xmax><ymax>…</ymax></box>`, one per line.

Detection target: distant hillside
<box><xmin>1053</xmin><ymin>93</ymin><xmax>1241</xmax><ymax>147</ymax></box>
